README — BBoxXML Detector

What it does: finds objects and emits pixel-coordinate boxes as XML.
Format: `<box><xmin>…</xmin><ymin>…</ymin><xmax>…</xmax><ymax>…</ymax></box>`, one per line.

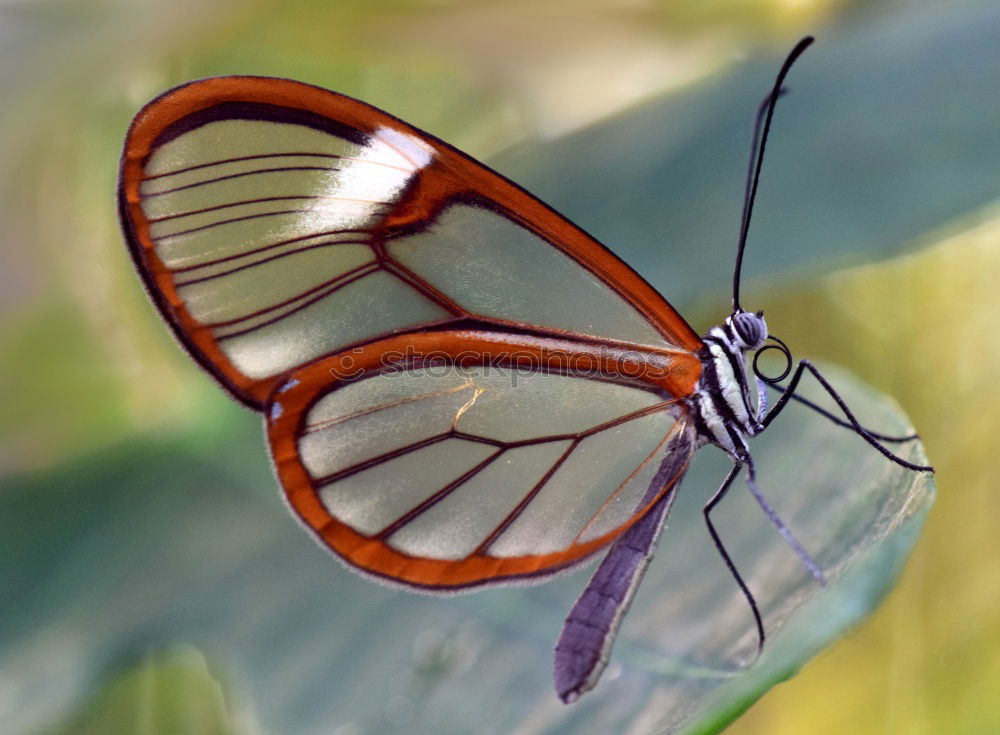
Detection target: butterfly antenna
<box><xmin>732</xmin><ymin>36</ymin><xmax>815</xmax><ymax>312</ymax></box>
<box><xmin>740</xmin><ymin>92</ymin><xmax>785</xmax><ymax>242</ymax></box>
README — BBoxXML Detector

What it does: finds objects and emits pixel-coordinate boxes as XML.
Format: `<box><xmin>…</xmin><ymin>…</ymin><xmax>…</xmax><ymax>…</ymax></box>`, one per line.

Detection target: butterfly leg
<box><xmin>766</xmin><ymin>382</ymin><xmax>920</xmax><ymax>443</ymax></box>
<box><xmin>760</xmin><ymin>359</ymin><xmax>933</xmax><ymax>472</ymax></box>
<box><xmin>743</xmin><ymin>455</ymin><xmax>826</xmax><ymax>585</ymax></box>
<box><xmin>703</xmin><ymin>461</ymin><xmax>766</xmax><ymax>655</ymax></box>
<box><xmin>706</xmin><ymin>452</ymin><xmax>831</xmax><ymax>660</ymax></box>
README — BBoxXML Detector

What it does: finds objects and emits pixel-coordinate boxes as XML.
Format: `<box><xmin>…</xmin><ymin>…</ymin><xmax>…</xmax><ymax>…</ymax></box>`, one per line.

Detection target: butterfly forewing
<box><xmin>267</xmin><ymin>332</ymin><xmax>696</xmax><ymax>589</ymax></box>
<box><xmin>119</xmin><ymin>77</ymin><xmax>702</xmax><ymax>407</ymax></box>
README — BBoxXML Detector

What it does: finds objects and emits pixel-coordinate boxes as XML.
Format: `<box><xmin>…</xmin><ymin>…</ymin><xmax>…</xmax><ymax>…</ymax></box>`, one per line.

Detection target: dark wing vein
<box><xmin>171</xmin><ymin>227</ymin><xmax>371</xmax><ymax>274</ymax></box>
<box><xmin>211</xmin><ymin>263</ymin><xmax>380</xmax><ymax>337</ymax></box>
<box><xmin>142</xmin><ymin>166</ymin><xmax>343</xmax><ymax>196</ymax></box>
<box><xmin>152</xmin><ymin>203</ymin><xmax>389</xmax><ymax>240</ymax></box>
<box><xmin>307</xmin><ymin>396</ymin><xmax>678</xmax><ymax>555</ymax></box>
<box><xmin>175</xmin><ymin>238</ymin><xmax>373</xmax><ymax>287</ymax></box>
<box><xmin>142</xmin><ymin>152</ymin><xmax>410</xmax><ymax>181</ymax></box>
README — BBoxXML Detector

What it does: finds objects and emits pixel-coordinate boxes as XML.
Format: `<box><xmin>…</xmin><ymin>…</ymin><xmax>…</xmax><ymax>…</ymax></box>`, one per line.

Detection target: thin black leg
<box><xmin>761</xmin><ymin>359</ymin><xmax>933</xmax><ymax>472</ymax></box>
<box><xmin>766</xmin><ymin>382</ymin><xmax>919</xmax><ymax>443</ymax></box>
<box><xmin>704</xmin><ymin>461</ymin><xmax>766</xmax><ymax>655</ymax></box>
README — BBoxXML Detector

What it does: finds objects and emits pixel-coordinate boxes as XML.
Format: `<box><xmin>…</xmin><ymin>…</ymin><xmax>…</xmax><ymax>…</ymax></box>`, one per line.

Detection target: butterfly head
<box><xmin>728</xmin><ymin>309</ymin><xmax>768</xmax><ymax>351</ymax></box>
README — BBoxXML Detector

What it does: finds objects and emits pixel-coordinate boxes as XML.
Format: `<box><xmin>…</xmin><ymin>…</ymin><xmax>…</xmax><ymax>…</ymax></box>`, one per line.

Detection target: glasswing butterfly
<box><xmin>118</xmin><ymin>37</ymin><xmax>931</xmax><ymax>702</ymax></box>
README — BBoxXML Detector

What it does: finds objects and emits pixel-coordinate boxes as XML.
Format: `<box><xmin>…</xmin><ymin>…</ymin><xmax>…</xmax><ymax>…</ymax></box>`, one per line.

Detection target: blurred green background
<box><xmin>2</xmin><ymin>0</ymin><xmax>998</xmax><ymax>733</ymax></box>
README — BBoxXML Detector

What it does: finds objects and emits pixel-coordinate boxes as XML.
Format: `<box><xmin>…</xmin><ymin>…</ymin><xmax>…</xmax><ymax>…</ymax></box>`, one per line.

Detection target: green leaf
<box><xmin>1</xmin><ymin>364</ymin><xmax>932</xmax><ymax>735</ymax></box>
<box><xmin>35</xmin><ymin>645</ymin><xmax>238</xmax><ymax>735</ymax></box>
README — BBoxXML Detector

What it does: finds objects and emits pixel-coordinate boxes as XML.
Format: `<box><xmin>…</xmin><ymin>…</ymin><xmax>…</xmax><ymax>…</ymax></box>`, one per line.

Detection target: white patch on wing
<box><xmin>371</xmin><ymin>125</ymin><xmax>435</xmax><ymax>170</ymax></box>
<box><xmin>299</xmin><ymin>128</ymin><xmax>419</xmax><ymax>234</ymax></box>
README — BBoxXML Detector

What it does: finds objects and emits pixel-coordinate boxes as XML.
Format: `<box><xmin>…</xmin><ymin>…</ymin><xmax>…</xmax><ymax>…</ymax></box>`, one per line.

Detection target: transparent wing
<box><xmin>119</xmin><ymin>77</ymin><xmax>702</xmax><ymax>408</ymax></box>
<box><xmin>266</xmin><ymin>332</ymin><xmax>696</xmax><ymax>589</ymax></box>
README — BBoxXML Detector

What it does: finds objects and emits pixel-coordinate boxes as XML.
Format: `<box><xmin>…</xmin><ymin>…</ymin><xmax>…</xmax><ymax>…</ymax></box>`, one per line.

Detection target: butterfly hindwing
<box><xmin>267</xmin><ymin>331</ymin><xmax>696</xmax><ymax>589</ymax></box>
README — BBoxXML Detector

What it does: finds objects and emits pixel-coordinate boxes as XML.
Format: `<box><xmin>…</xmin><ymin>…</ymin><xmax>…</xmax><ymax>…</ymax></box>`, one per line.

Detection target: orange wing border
<box><xmin>266</xmin><ymin>329</ymin><xmax>699</xmax><ymax>590</ymax></box>
<box><xmin>119</xmin><ymin>76</ymin><xmax>703</xmax><ymax>410</ymax></box>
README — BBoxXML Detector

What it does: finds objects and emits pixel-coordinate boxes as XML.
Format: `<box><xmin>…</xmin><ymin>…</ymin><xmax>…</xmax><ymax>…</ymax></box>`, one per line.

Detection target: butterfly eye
<box><xmin>730</xmin><ymin>310</ymin><xmax>767</xmax><ymax>350</ymax></box>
